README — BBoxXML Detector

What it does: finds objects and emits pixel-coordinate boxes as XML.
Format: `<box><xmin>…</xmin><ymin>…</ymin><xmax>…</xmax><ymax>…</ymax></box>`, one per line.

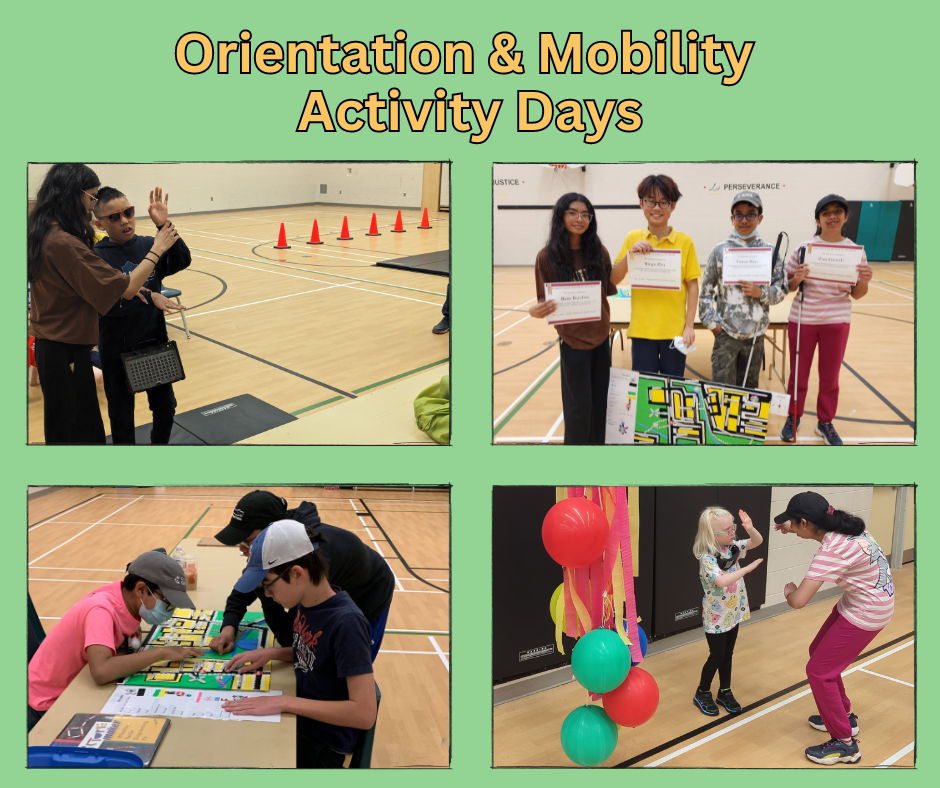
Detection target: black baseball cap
<box><xmin>215</xmin><ymin>490</ymin><xmax>289</xmax><ymax>545</ymax></box>
<box><xmin>815</xmin><ymin>194</ymin><xmax>849</xmax><ymax>219</ymax></box>
<box><xmin>774</xmin><ymin>491</ymin><xmax>831</xmax><ymax>525</ymax></box>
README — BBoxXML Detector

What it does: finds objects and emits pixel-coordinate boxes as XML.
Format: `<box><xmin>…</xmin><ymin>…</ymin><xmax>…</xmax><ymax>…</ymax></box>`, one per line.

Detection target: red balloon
<box><xmin>542</xmin><ymin>497</ymin><xmax>609</xmax><ymax>568</ymax></box>
<box><xmin>602</xmin><ymin>667</ymin><xmax>659</xmax><ymax>728</ymax></box>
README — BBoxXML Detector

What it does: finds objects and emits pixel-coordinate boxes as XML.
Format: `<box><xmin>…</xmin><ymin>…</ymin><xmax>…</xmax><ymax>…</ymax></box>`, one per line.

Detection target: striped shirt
<box><xmin>805</xmin><ymin>531</ymin><xmax>895</xmax><ymax>631</ymax></box>
<box><xmin>786</xmin><ymin>238</ymin><xmax>868</xmax><ymax>325</ymax></box>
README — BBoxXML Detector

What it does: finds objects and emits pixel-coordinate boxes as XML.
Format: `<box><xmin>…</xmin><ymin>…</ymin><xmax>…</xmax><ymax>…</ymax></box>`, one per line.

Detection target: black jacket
<box><xmin>221</xmin><ymin>502</ymin><xmax>396</xmax><ymax>646</ymax></box>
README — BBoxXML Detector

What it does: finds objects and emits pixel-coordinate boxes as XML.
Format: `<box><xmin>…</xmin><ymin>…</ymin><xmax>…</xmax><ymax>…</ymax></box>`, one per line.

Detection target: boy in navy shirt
<box><xmin>93</xmin><ymin>187</ymin><xmax>190</xmax><ymax>443</ymax></box>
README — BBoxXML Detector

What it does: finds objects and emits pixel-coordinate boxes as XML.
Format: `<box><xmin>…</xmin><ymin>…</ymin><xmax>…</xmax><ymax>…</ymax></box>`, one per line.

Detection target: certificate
<box><xmin>723</xmin><ymin>246</ymin><xmax>773</xmax><ymax>285</ymax></box>
<box><xmin>804</xmin><ymin>243</ymin><xmax>863</xmax><ymax>285</ymax></box>
<box><xmin>628</xmin><ymin>250</ymin><xmax>682</xmax><ymax>290</ymax></box>
<box><xmin>544</xmin><ymin>280</ymin><xmax>602</xmax><ymax>325</ymax></box>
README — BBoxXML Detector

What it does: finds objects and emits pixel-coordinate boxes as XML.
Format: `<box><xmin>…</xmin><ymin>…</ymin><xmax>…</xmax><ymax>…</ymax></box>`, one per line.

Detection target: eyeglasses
<box><xmin>713</xmin><ymin>525</ymin><xmax>737</xmax><ymax>536</ymax></box>
<box><xmin>565</xmin><ymin>210</ymin><xmax>593</xmax><ymax>222</ymax></box>
<box><xmin>104</xmin><ymin>206</ymin><xmax>135</xmax><ymax>223</ymax></box>
<box><xmin>146</xmin><ymin>587</ymin><xmax>175</xmax><ymax>610</ymax></box>
<box><xmin>733</xmin><ymin>212</ymin><xmax>758</xmax><ymax>222</ymax></box>
<box><xmin>642</xmin><ymin>198</ymin><xmax>673</xmax><ymax>210</ymax></box>
<box><xmin>82</xmin><ymin>189</ymin><xmax>98</xmax><ymax>207</ymax></box>
<box><xmin>261</xmin><ymin>566</ymin><xmax>291</xmax><ymax>592</ymax></box>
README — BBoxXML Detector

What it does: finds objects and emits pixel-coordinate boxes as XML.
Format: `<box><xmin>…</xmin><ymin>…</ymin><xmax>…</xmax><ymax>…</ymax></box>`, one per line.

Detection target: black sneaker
<box><xmin>809</xmin><ymin>713</ymin><xmax>859</xmax><ymax>736</ymax></box>
<box><xmin>693</xmin><ymin>690</ymin><xmax>719</xmax><ymax>716</ymax></box>
<box><xmin>805</xmin><ymin>737</ymin><xmax>861</xmax><ymax>765</ymax></box>
<box><xmin>816</xmin><ymin>421</ymin><xmax>843</xmax><ymax>446</ymax></box>
<box><xmin>716</xmin><ymin>689</ymin><xmax>743</xmax><ymax>714</ymax></box>
<box><xmin>432</xmin><ymin>317</ymin><xmax>450</xmax><ymax>335</ymax></box>
<box><xmin>781</xmin><ymin>414</ymin><xmax>800</xmax><ymax>442</ymax></box>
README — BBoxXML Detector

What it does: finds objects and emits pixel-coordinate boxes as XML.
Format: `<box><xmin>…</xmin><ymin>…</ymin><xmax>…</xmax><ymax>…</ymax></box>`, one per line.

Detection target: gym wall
<box><xmin>27</xmin><ymin>162</ymin><xmax>428</xmax><ymax>215</ymax></box>
<box><xmin>493</xmin><ymin>162</ymin><xmax>915</xmax><ymax>268</ymax></box>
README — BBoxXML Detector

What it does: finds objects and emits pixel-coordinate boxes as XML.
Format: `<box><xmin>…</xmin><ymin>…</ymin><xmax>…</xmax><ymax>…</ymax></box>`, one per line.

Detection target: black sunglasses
<box><xmin>104</xmin><ymin>206</ymin><xmax>135</xmax><ymax>223</ymax></box>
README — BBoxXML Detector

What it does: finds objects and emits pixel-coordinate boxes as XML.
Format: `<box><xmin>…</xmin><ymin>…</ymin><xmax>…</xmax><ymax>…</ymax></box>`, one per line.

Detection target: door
<box><xmin>857</xmin><ymin>201</ymin><xmax>902</xmax><ymax>262</ymax></box>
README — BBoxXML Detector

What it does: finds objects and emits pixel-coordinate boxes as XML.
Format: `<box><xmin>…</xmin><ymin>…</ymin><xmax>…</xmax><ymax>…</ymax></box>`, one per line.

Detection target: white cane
<box><xmin>742</xmin><ymin>232</ymin><xmax>786</xmax><ymax>386</ymax></box>
<box><xmin>791</xmin><ymin>246</ymin><xmax>806</xmax><ymax>429</ymax></box>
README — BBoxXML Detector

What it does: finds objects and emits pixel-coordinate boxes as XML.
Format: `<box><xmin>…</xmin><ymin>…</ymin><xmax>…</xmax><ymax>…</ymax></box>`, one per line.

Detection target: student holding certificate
<box><xmin>614</xmin><ymin>175</ymin><xmax>701</xmax><ymax>376</ymax></box>
<box><xmin>698</xmin><ymin>191</ymin><xmax>787</xmax><ymax>388</ymax></box>
<box><xmin>781</xmin><ymin>195</ymin><xmax>873</xmax><ymax>446</ymax></box>
<box><xmin>529</xmin><ymin>193</ymin><xmax>629</xmax><ymax>445</ymax></box>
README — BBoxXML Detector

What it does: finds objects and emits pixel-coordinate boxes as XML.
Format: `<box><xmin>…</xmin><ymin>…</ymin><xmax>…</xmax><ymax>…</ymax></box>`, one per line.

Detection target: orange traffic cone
<box><xmin>338</xmin><ymin>216</ymin><xmax>353</xmax><ymax>240</ymax></box>
<box><xmin>366</xmin><ymin>213</ymin><xmax>381</xmax><ymax>236</ymax></box>
<box><xmin>391</xmin><ymin>210</ymin><xmax>406</xmax><ymax>233</ymax></box>
<box><xmin>418</xmin><ymin>207</ymin><xmax>432</xmax><ymax>229</ymax></box>
<box><xmin>307</xmin><ymin>219</ymin><xmax>324</xmax><ymax>245</ymax></box>
<box><xmin>274</xmin><ymin>222</ymin><xmax>290</xmax><ymax>249</ymax></box>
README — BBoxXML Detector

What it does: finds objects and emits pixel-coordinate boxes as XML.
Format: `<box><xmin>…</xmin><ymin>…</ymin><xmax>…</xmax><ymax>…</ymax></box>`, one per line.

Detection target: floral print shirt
<box><xmin>700</xmin><ymin>539</ymin><xmax>751</xmax><ymax>634</ymax></box>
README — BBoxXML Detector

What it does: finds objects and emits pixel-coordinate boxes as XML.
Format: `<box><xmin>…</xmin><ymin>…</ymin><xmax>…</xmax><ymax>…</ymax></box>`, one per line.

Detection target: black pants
<box><xmin>34</xmin><ymin>338</ymin><xmax>106</xmax><ymax>444</ymax></box>
<box><xmin>442</xmin><ymin>284</ymin><xmax>450</xmax><ymax>318</ymax></box>
<box><xmin>699</xmin><ymin>625</ymin><xmax>739</xmax><ymax>691</ymax></box>
<box><xmin>297</xmin><ymin>732</ymin><xmax>346</xmax><ymax>768</ymax></box>
<box><xmin>559</xmin><ymin>338</ymin><xmax>610</xmax><ymax>445</ymax></box>
<box><xmin>631</xmin><ymin>337</ymin><xmax>687</xmax><ymax>377</ymax></box>
<box><xmin>27</xmin><ymin>704</ymin><xmax>46</xmax><ymax>733</ymax></box>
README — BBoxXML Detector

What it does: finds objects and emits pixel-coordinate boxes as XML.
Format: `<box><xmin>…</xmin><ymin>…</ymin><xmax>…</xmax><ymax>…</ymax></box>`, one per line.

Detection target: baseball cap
<box><xmin>215</xmin><ymin>490</ymin><xmax>289</xmax><ymax>545</ymax></box>
<box><xmin>731</xmin><ymin>191</ymin><xmax>762</xmax><ymax>212</ymax></box>
<box><xmin>233</xmin><ymin>519</ymin><xmax>318</xmax><ymax>592</ymax></box>
<box><xmin>773</xmin><ymin>491</ymin><xmax>831</xmax><ymax>525</ymax></box>
<box><xmin>815</xmin><ymin>194</ymin><xmax>849</xmax><ymax>219</ymax></box>
<box><xmin>126</xmin><ymin>550</ymin><xmax>196</xmax><ymax>609</ymax></box>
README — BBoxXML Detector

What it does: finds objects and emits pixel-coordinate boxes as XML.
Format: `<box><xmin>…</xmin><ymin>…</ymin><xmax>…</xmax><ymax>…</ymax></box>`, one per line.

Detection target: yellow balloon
<box><xmin>550</xmin><ymin>582</ymin><xmax>565</xmax><ymax>626</ymax></box>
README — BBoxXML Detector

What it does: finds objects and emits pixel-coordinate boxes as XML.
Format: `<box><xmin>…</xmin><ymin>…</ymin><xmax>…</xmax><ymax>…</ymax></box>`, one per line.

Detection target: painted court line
<box><xmin>866</xmin><ymin>283</ymin><xmax>913</xmax><ymax>300</ymax></box>
<box><xmin>381</xmin><ymin>650</ymin><xmax>450</xmax><ymax>656</ymax></box>
<box><xmin>494</xmin><ymin>296</ymin><xmax>537</xmax><ymax>321</ymax></box>
<box><xmin>643</xmin><ymin>639</ymin><xmax>914</xmax><ymax>767</ymax></box>
<box><xmin>876</xmin><ymin>741</ymin><xmax>915</xmax><ymax>768</ymax></box>
<box><xmin>31</xmin><ymin>566</ymin><xmax>126</xmax><ymax>572</ymax></box>
<box><xmin>543</xmin><ymin>412</ymin><xmax>565</xmax><ymax>444</ymax></box>
<box><xmin>496</xmin><ymin>436</ymin><xmax>564</xmax><ymax>443</ymax></box>
<box><xmin>349</xmin><ymin>500</ymin><xmax>403</xmax><ymax>591</ymax></box>
<box><xmin>28</xmin><ymin>494</ymin><xmax>105</xmax><ymax>532</ymax></box>
<box><xmin>166</xmin><ymin>285</ymin><xmax>347</xmax><ymax>322</ymax></box>
<box><xmin>494</xmin><ymin>314</ymin><xmax>529</xmax><ymax>338</ymax></box>
<box><xmin>429</xmin><ymin>636</ymin><xmax>450</xmax><ymax>672</ymax></box>
<box><xmin>493</xmin><ymin>356</ymin><xmax>561</xmax><ymax>427</ymax></box>
<box><xmin>29</xmin><ymin>497</ymin><xmax>143</xmax><ymax>566</ymax></box>
<box><xmin>858</xmin><ymin>668</ymin><xmax>914</xmax><ymax>688</ymax></box>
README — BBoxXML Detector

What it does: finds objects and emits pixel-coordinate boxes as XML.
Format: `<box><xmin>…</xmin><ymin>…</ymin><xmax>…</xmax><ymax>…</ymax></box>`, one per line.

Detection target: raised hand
<box><xmin>149</xmin><ymin>187</ymin><xmax>170</xmax><ymax>227</ymax></box>
<box><xmin>739</xmin><ymin>510</ymin><xmax>755</xmax><ymax>533</ymax></box>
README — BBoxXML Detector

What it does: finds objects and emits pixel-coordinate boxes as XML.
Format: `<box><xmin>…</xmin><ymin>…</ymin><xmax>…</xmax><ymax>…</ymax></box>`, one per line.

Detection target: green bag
<box><xmin>414</xmin><ymin>375</ymin><xmax>450</xmax><ymax>445</ymax></box>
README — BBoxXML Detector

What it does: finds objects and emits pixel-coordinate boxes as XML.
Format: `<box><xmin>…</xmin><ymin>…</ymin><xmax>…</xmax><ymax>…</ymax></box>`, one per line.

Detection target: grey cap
<box><xmin>126</xmin><ymin>550</ymin><xmax>196</xmax><ymax>610</ymax></box>
<box><xmin>732</xmin><ymin>191</ymin><xmax>762</xmax><ymax>211</ymax></box>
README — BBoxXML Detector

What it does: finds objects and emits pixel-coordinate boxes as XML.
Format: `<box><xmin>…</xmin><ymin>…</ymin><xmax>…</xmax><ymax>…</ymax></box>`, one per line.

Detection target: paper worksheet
<box><xmin>102</xmin><ymin>685</ymin><xmax>282</xmax><ymax>723</ymax></box>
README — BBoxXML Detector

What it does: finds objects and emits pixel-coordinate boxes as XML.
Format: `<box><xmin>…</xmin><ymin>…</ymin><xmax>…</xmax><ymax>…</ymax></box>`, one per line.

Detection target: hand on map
<box><xmin>210</xmin><ymin>626</ymin><xmax>236</xmax><ymax>654</ymax></box>
<box><xmin>161</xmin><ymin>646</ymin><xmax>207</xmax><ymax>661</ymax></box>
<box><xmin>221</xmin><ymin>694</ymin><xmax>284</xmax><ymax>716</ymax></box>
<box><xmin>224</xmin><ymin>647</ymin><xmax>278</xmax><ymax>674</ymax></box>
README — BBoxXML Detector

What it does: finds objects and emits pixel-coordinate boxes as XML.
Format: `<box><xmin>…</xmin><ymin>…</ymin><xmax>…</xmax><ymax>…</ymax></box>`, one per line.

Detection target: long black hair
<box><xmin>27</xmin><ymin>164</ymin><xmax>100</xmax><ymax>282</ymax></box>
<box><xmin>805</xmin><ymin>510</ymin><xmax>866</xmax><ymax>537</ymax></box>
<box><xmin>543</xmin><ymin>192</ymin><xmax>607</xmax><ymax>283</ymax></box>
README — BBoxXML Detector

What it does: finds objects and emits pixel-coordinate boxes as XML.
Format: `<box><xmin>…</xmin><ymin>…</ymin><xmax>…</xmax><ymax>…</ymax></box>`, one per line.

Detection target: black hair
<box><xmin>271</xmin><ymin>530</ymin><xmax>330</xmax><ymax>585</ymax></box>
<box><xmin>93</xmin><ymin>186</ymin><xmax>127</xmax><ymax>217</ymax></box>
<box><xmin>122</xmin><ymin>574</ymin><xmax>158</xmax><ymax>593</ymax></box>
<box><xmin>543</xmin><ymin>192</ymin><xmax>607</xmax><ymax>283</ymax></box>
<box><xmin>27</xmin><ymin>164</ymin><xmax>100</xmax><ymax>282</ymax></box>
<box><xmin>637</xmin><ymin>174</ymin><xmax>682</xmax><ymax>203</ymax></box>
<box><xmin>813</xmin><ymin>202</ymin><xmax>850</xmax><ymax>237</ymax></box>
<box><xmin>798</xmin><ymin>509</ymin><xmax>866</xmax><ymax>537</ymax></box>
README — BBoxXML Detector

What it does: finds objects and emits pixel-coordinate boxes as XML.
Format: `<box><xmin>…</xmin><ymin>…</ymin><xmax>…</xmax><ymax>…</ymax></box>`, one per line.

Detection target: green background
<box><xmin>8</xmin><ymin>0</ymin><xmax>929</xmax><ymax>778</ymax></box>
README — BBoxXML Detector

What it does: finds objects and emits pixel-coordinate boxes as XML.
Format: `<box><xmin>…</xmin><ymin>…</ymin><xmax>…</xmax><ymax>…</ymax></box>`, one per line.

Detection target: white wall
<box><xmin>764</xmin><ymin>487</ymin><xmax>873</xmax><ymax>608</ymax></box>
<box><xmin>494</xmin><ymin>162</ymin><xmax>915</xmax><ymax>268</ymax></box>
<box><xmin>28</xmin><ymin>162</ymin><xmax>426</xmax><ymax>214</ymax></box>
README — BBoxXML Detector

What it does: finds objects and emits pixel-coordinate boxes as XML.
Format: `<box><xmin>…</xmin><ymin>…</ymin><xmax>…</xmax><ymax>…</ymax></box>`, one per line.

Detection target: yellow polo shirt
<box><xmin>615</xmin><ymin>228</ymin><xmax>701</xmax><ymax>340</ymax></box>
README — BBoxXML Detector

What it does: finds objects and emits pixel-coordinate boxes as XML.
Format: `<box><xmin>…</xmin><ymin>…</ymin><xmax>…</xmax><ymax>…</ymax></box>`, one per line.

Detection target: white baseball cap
<box><xmin>233</xmin><ymin>519</ymin><xmax>317</xmax><ymax>592</ymax></box>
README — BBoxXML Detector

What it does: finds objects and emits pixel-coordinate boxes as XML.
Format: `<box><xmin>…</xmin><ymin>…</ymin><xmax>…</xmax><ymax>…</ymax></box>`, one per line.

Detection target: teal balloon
<box><xmin>560</xmin><ymin>705</ymin><xmax>619</xmax><ymax>766</ymax></box>
<box><xmin>571</xmin><ymin>628</ymin><xmax>631</xmax><ymax>693</ymax></box>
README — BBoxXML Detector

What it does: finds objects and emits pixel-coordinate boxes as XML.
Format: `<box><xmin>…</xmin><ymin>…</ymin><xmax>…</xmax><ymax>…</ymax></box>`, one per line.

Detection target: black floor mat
<box><xmin>374</xmin><ymin>250</ymin><xmax>450</xmax><ymax>277</ymax></box>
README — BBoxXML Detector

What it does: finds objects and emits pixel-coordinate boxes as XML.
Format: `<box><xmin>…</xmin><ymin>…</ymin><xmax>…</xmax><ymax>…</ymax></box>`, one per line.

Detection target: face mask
<box><xmin>732</xmin><ymin>227</ymin><xmax>759</xmax><ymax>240</ymax></box>
<box><xmin>139</xmin><ymin>592</ymin><xmax>173</xmax><ymax>626</ymax></box>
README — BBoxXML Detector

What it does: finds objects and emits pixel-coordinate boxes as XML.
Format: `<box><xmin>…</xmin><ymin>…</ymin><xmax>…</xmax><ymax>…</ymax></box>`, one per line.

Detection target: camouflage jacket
<box><xmin>698</xmin><ymin>234</ymin><xmax>787</xmax><ymax>341</ymax></box>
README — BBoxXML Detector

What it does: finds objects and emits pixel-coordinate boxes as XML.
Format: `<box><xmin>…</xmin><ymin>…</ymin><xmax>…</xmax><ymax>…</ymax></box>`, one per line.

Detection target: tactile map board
<box><xmin>123</xmin><ymin>609</ymin><xmax>275</xmax><ymax>692</ymax></box>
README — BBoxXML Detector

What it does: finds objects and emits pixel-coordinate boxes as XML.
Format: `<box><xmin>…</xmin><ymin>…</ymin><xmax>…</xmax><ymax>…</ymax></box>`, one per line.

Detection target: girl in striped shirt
<box><xmin>774</xmin><ymin>491</ymin><xmax>895</xmax><ymax>765</ymax></box>
<box><xmin>781</xmin><ymin>195</ymin><xmax>873</xmax><ymax>445</ymax></box>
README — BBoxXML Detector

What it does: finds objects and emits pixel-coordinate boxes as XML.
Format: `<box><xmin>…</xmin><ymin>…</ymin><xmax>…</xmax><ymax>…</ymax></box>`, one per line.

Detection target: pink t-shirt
<box><xmin>805</xmin><ymin>531</ymin><xmax>895</xmax><ymax>631</ymax></box>
<box><xmin>786</xmin><ymin>237</ymin><xmax>868</xmax><ymax>325</ymax></box>
<box><xmin>29</xmin><ymin>581</ymin><xmax>140</xmax><ymax>711</ymax></box>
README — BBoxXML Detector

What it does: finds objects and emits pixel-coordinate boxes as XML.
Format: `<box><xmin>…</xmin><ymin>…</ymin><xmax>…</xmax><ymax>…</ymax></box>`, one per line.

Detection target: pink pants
<box><xmin>786</xmin><ymin>322</ymin><xmax>850</xmax><ymax>423</ymax></box>
<box><xmin>806</xmin><ymin>606</ymin><xmax>880</xmax><ymax>740</ymax></box>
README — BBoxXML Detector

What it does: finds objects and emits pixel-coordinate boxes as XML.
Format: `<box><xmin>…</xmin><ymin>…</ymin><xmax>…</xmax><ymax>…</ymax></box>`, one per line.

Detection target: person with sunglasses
<box><xmin>614</xmin><ymin>174</ymin><xmax>701</xmax><ymax>376</ymax></box>
<box><xmin>691</xmin><ymin>507</ymin><xmax>764</xmax><ymax>717</ymax></box>
<box><xmin>210</xmin><ymin>491</ymin><xmax>394</xmax><ymax>662</ymax></box>
<box><xmin>528</xmin><ymin>192</ymin><xmax>630</xmax><ymax>444</ymax></box>
<box><xmin>221</xmin><ymin>521</ymin><xmax>377</xmax><ymax>768</ymax></box>
<box><xmin>28</xmin><ymin>549</ymin><xmax>202</xmax><ymax>733</ymax></box>
<box><xmin>26</xmin><ymin>164</ymin><xmax>179</xmax><ymax>443</ymax></box>
<box><xmin>92</xmin><ymin>186</ymin><xmax>191</xmax><ymax>444</ymax></box>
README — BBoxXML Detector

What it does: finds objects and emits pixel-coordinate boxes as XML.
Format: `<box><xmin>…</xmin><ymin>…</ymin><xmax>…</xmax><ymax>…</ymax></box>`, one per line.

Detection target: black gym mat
<box><xmin>374</xmin><ymin>250</ymin><xmax>450</xmax><ymax>277</ymax></box>
<box><xmin>108</xmin><ymin>394</ymin><xmax>296</xmax><ymax>445</ymax></box>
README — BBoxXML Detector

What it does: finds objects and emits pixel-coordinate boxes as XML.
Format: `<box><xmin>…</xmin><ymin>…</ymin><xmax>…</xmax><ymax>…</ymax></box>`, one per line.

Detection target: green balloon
<box><xmin>549</xmin><ymin>582</ymin><xmax>565</xmax><ymax>626</ymax></box>
<box><xmin>571</xmin><ymin>627</ymin><xmax>631</xmax><ymax>694</ymax></box>
<box><xmin>560</xmin><ymin>705</ymin><xmax>619</xmax><ymax>766</ymax></box>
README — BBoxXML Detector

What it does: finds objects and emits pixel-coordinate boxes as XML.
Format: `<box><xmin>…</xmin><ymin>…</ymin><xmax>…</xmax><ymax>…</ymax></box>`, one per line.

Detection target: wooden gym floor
<box><xmin>28</xmin><ymin>206</ymin><xmax>450</xmax><ymax>444</ymax></box>
<box><xmin>494</xmin><ymin>562</ymin><xmax>914</xmax><ymax>768</ymax></box>
<box><xmin>28</xmin><ymin>486</ymin><xmax>450</xmax><ymax>768</ymax></box>
<box><xmin>493</xmin><ymin>264</ymin><xmax>914</xmax><ymax>445</ymax></box>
